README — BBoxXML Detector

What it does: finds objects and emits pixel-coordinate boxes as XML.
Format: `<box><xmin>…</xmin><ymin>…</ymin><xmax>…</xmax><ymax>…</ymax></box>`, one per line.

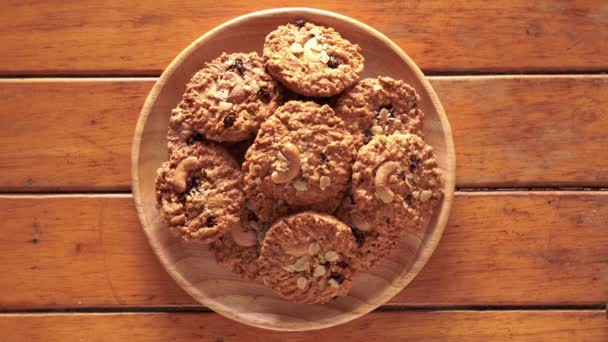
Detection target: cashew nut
<box><xmin>270</xmin><ymin>143</ymin><xmax>301</xmax><ymax>184</ymax></box>
<box><xmin>303</xmin><ymin>37</ymin><xmax>323</xmax><ymax>62</ymax></box>
<box><xmin>375</xmin><ymin>161</ymin><xmax>400</xmax><ymax>203</ymax></box>
<box><xmin>231</xmin><ymin>227</ymin><xmax>257</xmax><ymax>247</ymax></box>
<box><xmin>173</xmin><ymin>156</ymin><xmax>199</xmax><ymax>193</ymax></box>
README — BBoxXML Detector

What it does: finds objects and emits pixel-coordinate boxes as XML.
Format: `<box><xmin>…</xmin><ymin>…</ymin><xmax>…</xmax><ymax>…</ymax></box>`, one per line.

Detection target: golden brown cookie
<box><xmin>334</xmin><ymin>77</ymin><xmax>424</xmax><ymax>148</ymax></box>
<box><xmin>350</xmin><ymin>133</ymin><xmax>443</xmax><ymax>237</ymax></box>
<box><xmin>243</xmin><ymin>101</ymin><xmax>356</xmax><ymax>222</ymax></box>
<box><xmin>155</xmin><ymin>142</ymin><xmax>244</xmax><ymax>243</ymax></box>
<box><xmin>169</xmin><ymin>52</ymin><xmax>282</xmax><ymax>142</ymax></box>
<box><xmin>259</xmin><ymin>212</ymin><xmax>358</xmax><ymax>304</ymax></box>
<box><xmin>264</xmin><ymin>21</ymin><xmax>364</xmax><ymax>97</ymax></box>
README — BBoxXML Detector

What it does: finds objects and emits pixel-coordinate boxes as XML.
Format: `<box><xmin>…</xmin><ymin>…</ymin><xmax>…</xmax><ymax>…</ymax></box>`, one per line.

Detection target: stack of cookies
<box><xmin>155</xmin><ymin>20</ymin><xmax>443</xmax><ymax>304</ymax></box>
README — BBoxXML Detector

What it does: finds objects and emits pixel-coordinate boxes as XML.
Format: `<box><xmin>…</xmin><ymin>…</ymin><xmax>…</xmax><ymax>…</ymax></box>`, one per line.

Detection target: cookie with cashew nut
<box><xmin>350</xmin><ymin>133</ymin><xmax>443</xmax><ymax>237</ymax></box>
<box><xmin>242</xmin><ymin>101</ymin><xmax>356</xmax><ymax>222</ymax></box>
<box><xmin>263</xmin><ymin>21</ymin><xmax>364</xmax><ymax>97</ymax></box>
<box><xmin>209</xmin><ymin>210</ymin><xmax>271</xmax><ymax>280</ymax></box>
<box><xmin>259</xmin><ymin>212</ymin><xmax>358</xmax><ymax>304</ymax></box>
<box><xmin>334</xmin><ymin>77</ymin><xmax>425</xmax><ymax>148</ymax></box>
<box><xmin>169</xmin><ymin>52</ymin><xmax>282</xmax><ymax>142</ymax></box>
<box><xmin>155</xmin><ymin>142</ymin><xmax>245</xmax><ymax>243</ymax></box>
<box><xmin>335</xmin><ymin>192</ymin><xmax>398</xmax><ymax>270</ymax></box>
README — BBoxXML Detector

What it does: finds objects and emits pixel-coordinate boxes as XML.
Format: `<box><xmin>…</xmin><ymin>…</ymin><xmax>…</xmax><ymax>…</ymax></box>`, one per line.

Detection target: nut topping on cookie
<box><xmin>270</xmin><ymin>143</ymin><xmax>301</xmax><ymax>184</ymax></box>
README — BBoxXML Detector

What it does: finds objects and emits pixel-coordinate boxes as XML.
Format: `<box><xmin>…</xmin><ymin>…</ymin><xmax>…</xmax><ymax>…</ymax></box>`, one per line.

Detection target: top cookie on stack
<box><xmin>264</xmin><ymin>20</ymin><xmax>364</xmax><ymax>97</ymax></box>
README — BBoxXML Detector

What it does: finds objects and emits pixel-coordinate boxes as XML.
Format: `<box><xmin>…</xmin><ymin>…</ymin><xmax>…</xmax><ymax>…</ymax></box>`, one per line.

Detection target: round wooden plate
<box><xmin>132</xmin><ymin>7</ymin><xmax>455</xmax><ymax>331</ymax></box>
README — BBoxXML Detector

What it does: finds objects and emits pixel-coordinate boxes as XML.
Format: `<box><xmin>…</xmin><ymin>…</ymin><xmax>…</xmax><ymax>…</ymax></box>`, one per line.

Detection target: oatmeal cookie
<box><xmin>155</xmin><ymin>142</ymin><xmax>244</xmax><ymax>243</ymax></box>
<box><xmin>169</xmin><ymin>52</ymin><xmax>282</xmax><ymax>142</ymax></box>
<box><xmin>350</xmin><ymin>133</ymin><xmax>443</xmax><ymax>237</ymax></box>
<box><xmin>264</xmin><ymin>21</ymin><xmax>364</xmax><ymax>97</ymax></box>
<box><xmin>259</xmin><ymin>212</ymin><xmax>358</xmax><ymax>304</ymax></box>
<box><xmin>334</xmin><ymin>77</ymin><xmax>424</xmax><ymax>148</ymax></box>
<box><xmin>243</xmin><ymin>101</ymin><xmax>355</xmax><ymax>222</ymax></box>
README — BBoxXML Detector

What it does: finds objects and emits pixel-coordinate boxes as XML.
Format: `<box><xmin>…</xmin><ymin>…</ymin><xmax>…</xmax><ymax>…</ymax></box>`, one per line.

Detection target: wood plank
<box><xmin>1</xmin><ymin>192</ymin><xmax>606</xmax><ymax>309</ymax></box>
<box><xmin>0</xmin><ymin>79</ymin><xmax>151</xmax><ymax>191</ymax></box>
<box><xmin>2</xmin><ymin>76</ymin><xmax>607</xmax><ymax>191</ymax></box>
<box><xmin>1</xmin><ymin>1</ymin><xmax>607</xmax><ymax>74</ymax></box>
<box><xmin>436</xmin><ymin>75</ymin><xmax>608</xmax><ymax>187</ymax></box>
<box><xmin>1</xmin><ymin>311</ymin><xmax>606</xmax><ymax>341</ymax></box>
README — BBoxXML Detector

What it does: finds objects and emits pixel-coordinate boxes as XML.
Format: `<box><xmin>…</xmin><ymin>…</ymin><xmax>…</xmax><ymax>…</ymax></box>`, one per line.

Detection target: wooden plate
<box><xmin>132</xmin><ymin>7</ymin><xmax>455</xmax><ymax>331</ymax></box>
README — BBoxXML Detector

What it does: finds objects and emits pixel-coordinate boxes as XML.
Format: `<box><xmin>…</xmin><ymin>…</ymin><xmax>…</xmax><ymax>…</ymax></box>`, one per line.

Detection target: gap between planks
<box><xmin>0</xmin><ymin>305</ymin><xmax>604</xmax><ymax>315</ymax></box>
<box><xmin>0</xmin><ymin>188</ymin><xmax>606</xmax><ymax>197</ymax></box>
<box><xmin>0</xmin><ymin>73</ymin><xmax>607</xmax><ymax>81</ymax></box>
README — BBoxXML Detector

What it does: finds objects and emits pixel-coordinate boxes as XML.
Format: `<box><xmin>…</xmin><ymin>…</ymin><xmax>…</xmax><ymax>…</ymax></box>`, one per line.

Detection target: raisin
<box><xmin>320</xmin><ymin>151</ymin><xmax>328</xmax><ymax>164</ymax></box>
<box><xmin>228</xmin><ymin>58</ymin><xmax>245</xmax><ymax>75</ymax></box>
<box><xmin>336</xmin><ymin>261</ymin><xmax>349</xmax><ymax>269</ymax></box>
<box><xmin>257</xmin><ymin>86</ymin><xmax>271</xmax><ymax>102</ymax></box>
<box><xmin>186</xmin><ymin>177</ymin><xmax>202</xmax><ymax>191</ymax></box>
<box><xmin>405</xmin><ymin>194</ymin><xmax>413</xmax><ymax>205</ymax></box>
<box><xmin>294</xmin><ymin>19</ymin><xmax>306</xmax><ymax>27</ymax></box>
<box><xmin>330</xmin><ymin>272</ymin><xmax>345</xmax><ymax>284</ymax></box>
<box><xmin>187</xmin><ymin>132</ymin><xmax>205</xmax><ymax>145</ymax></box>
<box><xmin>247</xmin><ymin>211</ymin><xmax>258</xmax><ymax>222</ymax></box>
<box><xmin>327</xmin><ymin>54</ymin><xmax>341</xmax><ymax>69</ymax></box>
<box><xmin>206</xmin><ymin>216</ymin><xmax>217</xmax><ymax>227</ymax></box>
<box><xmin>351</xmin><ymin>227</ymin><xmax>365</xmax><ymax>245</ymax></box>
<box><xmin>223</xmin><ymin>114</ymin><xmax>236</xmax><ymax>128</ymax></box>
<box><xmin>410</xmin><ymin>155</ymin><xmax>420</xmax><ymax>171</ymax></box>
<box><xmin>363</xmin><ymin>128</ymin><xmax>373</xmax><ymax>144</ymax></box>
<box><xmin>398</xmin><ymin>171</ymin><xmax>407</xmax><ymax>181</ymax></box>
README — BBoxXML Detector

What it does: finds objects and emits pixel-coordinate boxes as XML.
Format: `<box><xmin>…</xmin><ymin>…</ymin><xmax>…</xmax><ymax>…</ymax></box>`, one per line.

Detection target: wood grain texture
<box><xmin>0</xmin><ymin>79</ymin><xmax>152</xmax><ymax>191</ymax></box>
<box><xmin>1</xmin><ymin>1</ymin><xmax>607</xmax><ymax>74</ymax></box>
<box><xmin>1</xmin><ymin>76</ymin><xmax>607</xmax><ymax>191</ymax></box>
<box><xmin>1</xmin><ymin>311</ymin><xmax>606</xmax><ymax>341</ymax></box>
<box><xmin>438</xmin><ymin>75</ymin><xmax>608</xmax><ymax>187</ymax></box>
<box><xmin>1</xmin><ymin>192</ymin><xmax>606</xmax><ymax>309</ymax></box>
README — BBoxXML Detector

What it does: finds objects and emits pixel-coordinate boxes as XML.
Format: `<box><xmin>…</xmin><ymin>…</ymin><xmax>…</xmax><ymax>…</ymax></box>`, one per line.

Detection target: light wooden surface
<box><xmin>1</xmin><ymin>192</ymin><xmax>606</xmax><ymax>309</ymax></box>
<box><xmin>3</xmin><ymin>0</ymin><xmax>608</xmax><ymax>339</ymax></box>
<box><xmin>132</xmin><ymin>8</ymin><xmax>454</xmax><ymax>330</ymax></box>
<box><xmin>1</xmin><ymin>0</ymin><xmax>607</xmax><ymax>74</ymax></box>
<box><xmin>1</xmin><ymin>311</ymin><xmax>606</xmax><ymax>341</ymax></box>
<box><xmin>2</xmin><ymin>75</ymin><xmax>607</xmax><ymax>191</ymax></box>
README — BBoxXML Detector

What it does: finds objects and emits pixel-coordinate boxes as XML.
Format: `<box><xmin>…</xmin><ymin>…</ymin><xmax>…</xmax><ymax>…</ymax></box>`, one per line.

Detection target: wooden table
<box><xmin>1</xmin><ymin>1</ymin><xmax>607</xmax><ymax>340</ymax></box>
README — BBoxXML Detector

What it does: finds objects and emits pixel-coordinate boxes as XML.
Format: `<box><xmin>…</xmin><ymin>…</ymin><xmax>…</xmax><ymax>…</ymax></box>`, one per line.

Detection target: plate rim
<box><xmin>131</xmin><ymin>7</ymin><xmax>456</xmax><ymax>331</ymax></box>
